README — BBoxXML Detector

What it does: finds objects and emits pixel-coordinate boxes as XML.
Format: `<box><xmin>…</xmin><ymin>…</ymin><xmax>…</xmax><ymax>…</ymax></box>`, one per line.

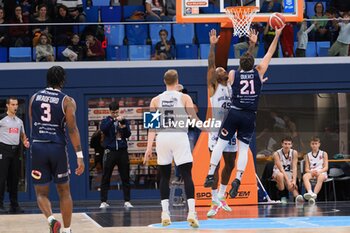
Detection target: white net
<box><xmin>225</xmin><ymin>6</ymin><xmax>259</xmax><ymax>38</ymax></box>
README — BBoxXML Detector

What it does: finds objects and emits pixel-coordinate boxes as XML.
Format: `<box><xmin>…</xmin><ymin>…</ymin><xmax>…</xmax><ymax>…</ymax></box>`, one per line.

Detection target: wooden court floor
<box><xmin>1</xmin><ymin>201</ymin><xmax>350</xmax><ymax>233</ymax></box>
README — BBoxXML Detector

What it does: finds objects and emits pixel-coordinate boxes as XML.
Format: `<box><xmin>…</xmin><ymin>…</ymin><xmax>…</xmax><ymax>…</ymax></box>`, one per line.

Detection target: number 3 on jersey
<box><xmin>240</xmin><ymin>80</ymin><xmax>255</xmax><ymax>95</ymax></box>
<box><xmin>41</xmin><ymin>103</ymin><xmax>51</xmax><ymax>122</ymax></box>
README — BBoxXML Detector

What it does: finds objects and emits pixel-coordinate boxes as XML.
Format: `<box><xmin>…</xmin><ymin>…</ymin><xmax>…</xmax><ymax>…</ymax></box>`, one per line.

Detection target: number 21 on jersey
<box><xmin>240</xmin><ymin>80</ymin><xmax>255</xmax><ymax>95</ymax></box>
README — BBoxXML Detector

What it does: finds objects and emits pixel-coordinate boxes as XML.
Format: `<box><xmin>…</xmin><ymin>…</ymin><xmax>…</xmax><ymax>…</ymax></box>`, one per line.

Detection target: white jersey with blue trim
<box><xmin>307</xmin><ymin>150</ymin><xmax>325</xmax><ymax>171</ymax></box>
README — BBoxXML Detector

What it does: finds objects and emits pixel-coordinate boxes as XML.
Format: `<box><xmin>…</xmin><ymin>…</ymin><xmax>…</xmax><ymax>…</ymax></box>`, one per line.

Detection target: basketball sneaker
<box><xmin>206</xmin><ymin>200</ymin><xmax>221</xmax><ymax>217</ymax></box>
<box><xmin>303</xmin><ymin>192</ymin><xmax>315</xmax><ymax>201</ymax></box>
<box><xmin>229</xmin><ymin>179</ymin><xmax>241</xmax><ymax>198</ymax></box>
<box><xmin>311</xmin><ymin>192</ymin><xmax>317</xmax><ymax>199</ymax></box>
<box><xmin>99</xmin><ymin>202</ymin><xmax>110</xmax><ymax>208</ymax></box>
<box><xmin>295</xmin><ymin>195</ymin><xmax>304</xmax><ymax>203</ymax></box>
<box><xmin>187</xmin><ymin>211</ymin><xmax>199</xmax><ymax>228</ymax></box>
<box><xmin>161</xmin><ymin>211</ymin><xmax>171</xmax><ymax>226</ymax></box>
<box><xmin>124</xmin><ymin>201</ymin><xmax>133</xmax><ymax>208</ymax></box>
<box><xmin>219</xmin><ymin>197</ymin><xmax>232</xmax><ymax>212</ymax></box>
<box><xmin>49</xmin><ymin>219</ymin><xmax>61</xmax><ymax>233</ymax></box>
<box><xmin>308</xmin><ymin>198</ymin><xmax>316</xmax><ymax>205</ymax></box>
<box><xmin>204</xmin><ymin>175</ymin><xmax>215</xmax><ymax>188</ymax></box>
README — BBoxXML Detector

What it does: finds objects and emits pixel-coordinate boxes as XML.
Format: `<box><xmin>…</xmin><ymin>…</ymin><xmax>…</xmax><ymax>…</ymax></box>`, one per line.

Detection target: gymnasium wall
<box><xmin>0</xmin><ymin>57</ymin><xmax>349</xmax><ymax>202</ymax></box>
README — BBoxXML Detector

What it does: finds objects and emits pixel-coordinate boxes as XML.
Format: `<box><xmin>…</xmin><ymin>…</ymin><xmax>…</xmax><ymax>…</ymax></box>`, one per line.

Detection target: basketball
<box><xmin>268</xmin><ymin>12</ymin><xmax>286</xmax><ymax>29</ymax></box>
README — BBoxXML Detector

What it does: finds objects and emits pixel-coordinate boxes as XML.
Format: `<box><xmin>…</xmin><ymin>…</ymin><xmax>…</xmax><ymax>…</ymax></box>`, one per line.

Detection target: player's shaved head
<box><xmin>164</xmin><ymin>69</ymin><xmax>179</xmax><ymax>86</ymax></box>
<box><xmin>215</xmin><ymin>67</ymin><xmax>228</xmax><ymax>83</ymax></box>
<box><xmin>240</xmin><ymin>53</ymin><xmax>255</xmax><ymax>71</ymax></box>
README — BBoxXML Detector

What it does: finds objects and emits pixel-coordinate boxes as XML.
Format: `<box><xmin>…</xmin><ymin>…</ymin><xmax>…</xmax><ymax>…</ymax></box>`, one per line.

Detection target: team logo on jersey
<box><xmin>143</xmin><ymin>110</ymin><xmax>161</xmax><ymax>129</ymax></box>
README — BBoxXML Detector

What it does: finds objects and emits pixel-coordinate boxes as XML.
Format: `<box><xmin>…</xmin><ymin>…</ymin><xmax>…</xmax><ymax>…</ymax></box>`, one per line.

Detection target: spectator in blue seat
<box><xmin>263</xmin><ymin>25</ymin><xmax>279</xmax><ymax>57</ymax></box>
<box><xmin>0</xmin><ymin>7</ymin><xmax>8</xmax><ymax>47</ymax></box>
<box><xmin>19</xmin><ymin>0</ymin><xmax>32</xmax><ymax>18</ymax></box>
<box><xmin>260</xmin><ymin>0</ymin><xmax>282</xmax><ymax>13</ymax></box>
<box><xmin>295</xmin><ymin>21</ymin><xmax>316</xmax><ymax>57</ymax></box>
<box><xmin>84</xmin><ymin>34</ymin><xmax>105</xmax><ymax>61</ymax></box>
<box><xmin>165</xmin><ymin>0</ymin><xmax>176</xmax><ymax>21</ymax></box>
<box><xmin>145</xmin><ymin>0</ymin><xmax>171</xmax><ymax>21</ymax></box>
<box><xmin>31</xmin><ymin>4</ymin><xmax>51</xmax><ymax>46</ymax></box>
<box><xmin>66</xmin><ymin>33</ymin><xmax>84</xmax><ymax>61</ymax></box>
<box><xmin>32</xmin><ymin>0</ymin><xmax>56</xmax><ymax>19</ymax></box>
<box><xmin>56</xmin><ymin>0</ymin><xmax>86</xmax><ymax>22</ymax></box>
<box><xmin>152</xmin><ymin>29</ymin><xmax>173</xmax><ymax>60</ymax></box>
<box><xmin>36</xmin><ymin>33</ymin><xmax>55</xmax><ymax>62</ymax></box>
<box><xmin>328</xmin><ymin>12</ymin><xmax>350</xmax><ymax>56</ymax></box>
<box><xmin>8</xmin><ymin>5</ymin><xmax>31</xmax><ymax>47</ymax></box>
<box><xmin>311</xmin><ymin>2</ymin><xmax>329</xmax><ymax>41</ymax></box>
<box><xmin>54</xmin><ymin>4</ymin><xmax>74</xmax><ymax>46</ymax></box>
<box><xmin>325</xmin><ymin>8</ymin><xmax>340</xmax><ymax>45</ymax></box>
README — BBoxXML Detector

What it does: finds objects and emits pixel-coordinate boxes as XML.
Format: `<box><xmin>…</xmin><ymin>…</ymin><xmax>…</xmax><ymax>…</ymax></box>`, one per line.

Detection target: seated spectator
<box><xmin>32</xmin><ymin>0</ymin><xmax>56</xmax><ymax>19</ymax></box>
<box><xmin>260</xmin><ymin>0</ymin><xmax>282</xmax><ymax>13</ymax></box>
<box><xmin>325</xmin><ymin>8</ymin><xmax>340</xmax><ymax>45</ymax></box>
<box><xmin>145</xmin><ymin>0</ymin><xmax>171</xmax><ymax>21</ymax></box>
<box><xmin>0</xmin><ymin>6</ymin><xmax>8</xmax><ymax>47</ymax></box>
<box><xmin>152</xmin><ymin>29</ymin><xmax>173</xmax><ymax>60</ymax></box>
<box><xmin>56</xmin><ymin>0</ymin><xmax>86</xmax><ymax>22</ymax></box>
<box><xmin>31</xmin><ymin>4</ymin><xmax>51</xmax><ymax>46</ymax></box>
<box><xmin>165</xmin><ymin>0</ymin><xmax>176</xmax><ymax>21</ymax></box>
<box><xmin>328</xmin><ymin>12</ymin><xmax>350</xmax><ymax>56</ymax></box>
<box><xmin>8</xmin><ymin>5</ymin><xmax>31</xmax><ymax>47</ymax></box>
<box><xmin>54</xmin><ymin>4</ymin><xmax>74</xmax><ymax>46</ymax></box>
<box><xmin>36</xmin><ymin>33</ymin><xmax>55</xmax><ymax>62</ymax></box>
<box><xmin>263</xmin><ymin>25</ymin><xmax>279</xmax><ymax>57</ymax></box>
<box><xmin>85</xmin><ymin>34</ymin><xmax>105</xmax><ymax>61</ymax></box>
<box><xmin>295</xmin><ymin>21</ymin><xmax>316</xmax><ymax>57</ymax></box>
<box><xmin>311</xmin><ymin>2</ymin><xmax>329</xmax><ymax>41</ymax></box>
<box><xmin>65</xmin><ymin>33</ymin><xmax>84</xmax><ymax>61</ymax></box>
<box><xmin>19</xmin><ymin>0</ymin><xmax>32</xmax><ymax>17</ymax></box>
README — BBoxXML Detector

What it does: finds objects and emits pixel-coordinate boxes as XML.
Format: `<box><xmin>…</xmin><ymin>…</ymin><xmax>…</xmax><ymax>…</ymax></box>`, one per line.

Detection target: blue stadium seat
<box><xmin>56</xmin><ymin>46</ymin><xmax>66</xmax><ymax>61</ymax></box>
<box><xmin>129</xmin><ymin>45</ymin><xmax>151</xmax><ymax>60</ymax></box>
<box><xmin>195</xmin><ymin>23</ymin><xmax>220</xmax><ymax>44</ymax></box>
<box><xmin>101</xmin><ymin>6</ymin><xmax>122</xmax><ymax>22</ymax></box>
<box><xmin>149</xmin><ymin>23</ymin><xmax>172</xmax><ymax>45</ymax></box>
<box><xmin>228</xmin><ymin>43</ymin><xmax>235</xmax><ymax>59</ymax></box>
<box><xmin>200</xmin><ymin>3</ymin><xmax>220</xmax><ymax>13</ymax></box>
<box><xmin>106</xmin><ymin>45</ymin><xmax>128</xmax><ymax>61</ymax></box>
<box><xmin>306</xmin><ymin>2</ymin><xmax>326</xmax><ymax>17</ymax></box>
<box><xmin>123</xmin><ymin>5</ymin><xmax>145</xmax><ymax>21</ymax></box>
<box><xmin>306</xmin><ymin>42</ymin><xmax>317</xmax><ymax>57</ymax></box>
<box><xmin>199</xmin><ymin>44</ymin><xmax>210</xmax><ymax>59</ymax></box>
<box><xmin>175</xmin><ymin>44</ymin><xmax>198</xmax><ymax>59</ymax></box>
<box><xmin>9</xmin><ymin>47</ymin><xmax>32</xmax><ymax>62</ymax></box>
<box><xmin>126</xmin><ymin>24</ymin><xmax>149</xmax><ymax>45</ymax></box>
<box><xmin>85</xmin><ymin>6</ymin><xmax>99</xmax><ymax>22</ymax></box>
<box><xmin>93</xmin><ymin>0</ymin><xmax>110</xmax><ymax>6</ymax></box>
<box><xmin>105</xmin><ymin>24</ymin><xmax>125</xmax><ymax>46</ymax></box>
<box><xmin>316</xmin><ymin>41</ymin><xmax>330</xmax><ymax>56</ymax></box>
<box><xmin>257</xmin><ymin>43</ymin><xmax>265</xmax><ymax>58</ymax></box>
<box><xmin>0</xmin><ymin>47</ymin><xmax>8</xmax><ymax>62</ymax></box>
<box><xmin>32</xmin><ymin>47</ymin><xmax>56</xmax><ymax>61</ymax></box>
<box><xmin>172</xmin><ymin>23</ymin><xmax>195</xmax><ymax>44</ymax></box>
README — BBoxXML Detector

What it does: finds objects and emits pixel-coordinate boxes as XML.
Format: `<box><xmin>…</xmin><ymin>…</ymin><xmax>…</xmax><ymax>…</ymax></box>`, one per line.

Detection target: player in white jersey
<box><xmin>303</xmin><ymin>137</ymin><xmax>329</xmax><ymax>203</ymax></box>
<box><xmin>143</xmin><ymin>69</ymin><xmax>201</xmax><ymax>228</ymax></box>
<box><xmin>272</xmin><ymin>136</ymin><xmax>303</xmax><ymax>203</ymax></box>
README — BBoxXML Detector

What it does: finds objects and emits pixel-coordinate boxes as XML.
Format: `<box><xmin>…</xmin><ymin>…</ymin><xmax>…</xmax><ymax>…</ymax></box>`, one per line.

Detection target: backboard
<box><xmin>176</xmin><ymin>0</ymin><xmax>304</xmax><ymax>23</ymax></box>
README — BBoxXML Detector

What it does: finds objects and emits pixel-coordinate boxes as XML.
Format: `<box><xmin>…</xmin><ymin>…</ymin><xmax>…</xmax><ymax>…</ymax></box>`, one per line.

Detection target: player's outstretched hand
<box><xmin>209</xmin><ymin>29</ymin><xmax>220</xmax><ymax>45</ymax></box>
<box><xmin>248</xmin><ymin>28</ymin><xmax>259</xmax><ymax>45</ymax></box>
<box><xmin>143</xmin><ymin>148</ymin><xmax>152</xmax><ymax>165</ymax></box>
<box><xmin>75</xmin><ymin>158</ymin><xmax>85</xmax><ymax>176</ymax></box>
<box><xmin>275</xmin><ymin>25</ymin><xmax>285</xmax><ymax>36</ymax></box>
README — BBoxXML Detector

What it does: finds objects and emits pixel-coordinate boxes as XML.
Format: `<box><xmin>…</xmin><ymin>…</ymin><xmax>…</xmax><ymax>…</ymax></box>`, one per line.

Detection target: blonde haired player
<box><xmin>144</xmin><ymin>69</ymin><xmax>201</xmax><ymax>228</ymax></box>
<box><xmin>272</xmin><ymin>136</ymin><xmax>303</xmax><ymax>203</ymax></box>
<box><xmin>303</xmin><ymin>136</ymin><xmax>329</xmax><ymax>204</ymax></box>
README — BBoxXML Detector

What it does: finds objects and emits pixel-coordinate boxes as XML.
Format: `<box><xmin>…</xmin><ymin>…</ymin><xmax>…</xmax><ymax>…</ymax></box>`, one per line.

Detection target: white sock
<box><xmin>209</xmin><ymin>138</ymin><xmax>229</xmax><ymax>175</ymax></box>
<box><xmin>161</xmin><ymin>199</ymin><xmax>169</xmax><ymax>213</ymax></box>
<box><xmin>235</xmin><ymin>140</ymin><xmax>249</xmax><ymax>180</ymax></box>
<box><xmin>218</xmin><ymin>184</ymin><xmax>227</xmax><ymax>198</ymax></box>
<box><xmin>62</xmin><ymin>227</ymin><xmax>71</xmax><ymax>233</ymax></box>
<box><xmin>187</xmin><ymin>198</ymin><xmax>195</xmax><ymax>213</ymax></box>
<box><xmin>211</xmin><ymin>189</ymin><xmax>219</xmax><ymax>202</ymax></box>
<box><xmin>47</xmin><ymin>215</ymin><xmax>55</xmax><ymax>224</ymax></box>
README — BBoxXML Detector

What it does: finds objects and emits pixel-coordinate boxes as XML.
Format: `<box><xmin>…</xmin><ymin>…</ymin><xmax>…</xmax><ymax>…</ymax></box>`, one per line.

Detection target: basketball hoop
<box><xmin>225</xmin><ymin>6</ymin><xmax>259</xmax><ymax>38</ymax></box>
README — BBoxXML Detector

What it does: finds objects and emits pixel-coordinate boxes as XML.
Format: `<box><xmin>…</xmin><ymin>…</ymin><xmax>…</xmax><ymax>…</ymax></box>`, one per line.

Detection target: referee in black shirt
<box><xmin>99</xmin><ymin>102</ymin><xmax>133</xmax><ymax>209</ymax></box>
<box><xmin>0</xmin><ymin>97</ymin><xmax>29</xmax><ymax>214</ymax></box>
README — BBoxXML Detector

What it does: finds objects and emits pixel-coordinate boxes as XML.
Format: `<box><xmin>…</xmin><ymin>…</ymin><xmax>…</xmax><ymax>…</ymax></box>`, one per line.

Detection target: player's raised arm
<box><xmin>144</xmin><ymin>97</ymin><xmax>158</xmax><ymax>164</ymax></box>
<box><xmin>64</xmin><ymin>96</ymin><xmax>85</xmax><ymax>175</ymax></box>
<box><xmin>208</xmin><ymin>29</ymin><xmax>219</xmax><ymax>96</ymax></box>
<box><xmin>247</xmin><ymin>28</ymin><xmax>258</xmax><ymax>55</ymax></box>
<box><xmin>256</xmin><ymin>26</ymin><xmax>284</xmax><ymax>77</ymax></box>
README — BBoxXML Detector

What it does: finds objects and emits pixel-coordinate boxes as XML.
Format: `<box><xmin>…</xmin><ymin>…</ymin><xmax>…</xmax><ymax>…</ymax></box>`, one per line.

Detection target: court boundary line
<box><xmin>81</xmin><ymin>213</ymin><xmax>103</xmax><ymax>228</ymax></box>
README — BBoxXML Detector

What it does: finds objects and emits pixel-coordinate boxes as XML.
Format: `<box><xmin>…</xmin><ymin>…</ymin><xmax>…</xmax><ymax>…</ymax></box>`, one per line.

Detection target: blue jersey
<box><xmin>231</xmin><ymin>69</ymin><xmax>262</xmax><ymax>111</ymax></box>
<box><xmin>31</xmin><ymin>88</ymin><xmax>67</xmax><ymax>145</ymax></box>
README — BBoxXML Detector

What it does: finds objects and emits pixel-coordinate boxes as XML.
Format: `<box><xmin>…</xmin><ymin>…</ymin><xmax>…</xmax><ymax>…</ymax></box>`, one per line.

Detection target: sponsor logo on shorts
<box><xmin>57</xmin><ymin>171</ymin><xmax>69</xmax><ymax>178</ymax></box>
<box><xmin>31</xmin><ymin>170</ymin><xmax>42</xmax><ymax>180</ymax></box>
